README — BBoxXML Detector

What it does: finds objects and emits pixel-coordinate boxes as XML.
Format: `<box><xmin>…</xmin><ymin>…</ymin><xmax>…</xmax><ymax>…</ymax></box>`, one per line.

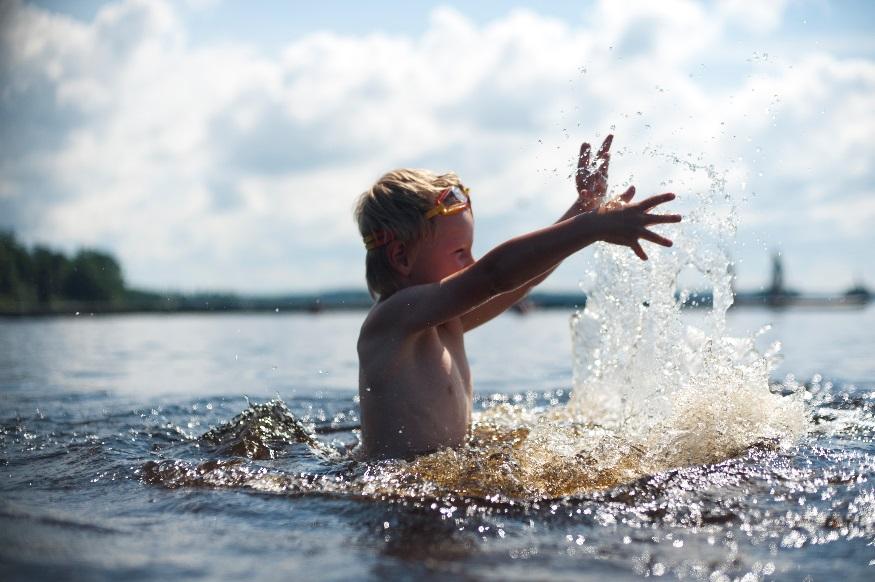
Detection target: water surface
<box><xmin>2</xmin><ymin>307</ymin><xmax>874</xmax><ymax>580</ymax></box>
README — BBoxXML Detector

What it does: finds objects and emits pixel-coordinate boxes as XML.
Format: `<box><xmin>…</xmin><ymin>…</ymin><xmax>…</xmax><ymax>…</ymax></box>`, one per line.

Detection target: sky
<box><xmin>1</xmin><ymin>0</ymin><xmax>873</xmax><ymax>294</ymax></box>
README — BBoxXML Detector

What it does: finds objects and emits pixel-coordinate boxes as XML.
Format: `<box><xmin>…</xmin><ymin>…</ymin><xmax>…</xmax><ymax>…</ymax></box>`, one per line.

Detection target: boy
<box><xmin>354</xmin><ymin>136</ymin><xmax>681</xmax><ymax>460</ymax></box>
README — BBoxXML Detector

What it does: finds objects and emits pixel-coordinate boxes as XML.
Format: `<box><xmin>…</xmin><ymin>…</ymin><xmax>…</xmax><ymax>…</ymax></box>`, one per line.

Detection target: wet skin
<box><xmin>358</xmin><ymin>212</ymin><xmax>476</xmax><ymax>459</ymax></box>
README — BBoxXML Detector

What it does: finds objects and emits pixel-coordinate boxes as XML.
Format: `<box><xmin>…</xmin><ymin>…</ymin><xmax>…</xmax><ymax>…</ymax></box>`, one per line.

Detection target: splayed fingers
<box><xmin>644</xmin><ymin>213</ymin><xmax>683</xmax><ymax>225</ymax></box>
<box><xmin>639</xmin><ymin>228</ymin><xmax>673</xmax><ymax>247</ymax></box>
<box><xmin>593</xmin><ymin>134</ymin><xmax>612</xmax><ymax>182</ymax></box>
<box><xmin>631</xmin><ymin>241</ymin><xmax>648</xmax><ymax>261</ymax></box>
<box><xmin>605</xmin><ymin>191</ymin><xmax>682</xmax><ymax>260</ymax></box>
<box><xmin>636</xmin><ymin>192</ymin><xmax>676</xmax><ymax>211</ymax></box>
<box><xmin>576</xmin><ymin>134</ymin><xmax>613</xmax><ymax>197</ymax></box>
<box><xmin>576</xmin><ymin>135</ymin><xmax>611</xmax><ymax>177</ymax></box>
<box><xmin>638</xmin><ymin>194</ymin><xmax>682</xmax><ymax>228</ymax></box>
<box><xmin>577</xmin><ymin>142</ymin><xmax>592</xmax><ymax>174</ymax></box>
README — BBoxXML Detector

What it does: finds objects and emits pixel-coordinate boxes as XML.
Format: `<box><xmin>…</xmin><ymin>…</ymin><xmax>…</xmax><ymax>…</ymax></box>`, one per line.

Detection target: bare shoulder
<box><xmin>358</xmin><ymin>284</ymin><xmax>463</xmax><ymax>359</ymax></box>
<box><xmin>361</xmin><ymin>269</ymin><xmax>492</xmax><ymax>340</ymax></box>
<box><xmin>359</xmin><ymin>284</ymin><xmax>433</xmax><ymax>339</ymax></box>
<box><xmin>358</xmin><ymin>287</ymin><xmax>420</xmax><ymax>360</ymax></box>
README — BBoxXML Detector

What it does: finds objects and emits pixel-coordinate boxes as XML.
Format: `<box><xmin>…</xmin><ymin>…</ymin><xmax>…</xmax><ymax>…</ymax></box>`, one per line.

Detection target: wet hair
<box><xmin>354</xmin><ymin>168</ymin><xmax>463</xmax><ymax>299</ymax></box>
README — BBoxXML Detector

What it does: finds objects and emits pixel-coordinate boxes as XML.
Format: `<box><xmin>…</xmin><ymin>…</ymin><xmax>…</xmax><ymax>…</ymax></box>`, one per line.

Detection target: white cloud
<box><xmin>717</xmin><ymin>0</ymin><xmax>789</xmax><ymax>34</ymax></box>
<box><xmin>808</xmin><ymin>196</ymin><xmax>875</xmax><ymax>237</ymax></box>
<box><xmin>1</xmin><ymin>0</ymin><xmax>873</xmax><ymax>292</ymax></box>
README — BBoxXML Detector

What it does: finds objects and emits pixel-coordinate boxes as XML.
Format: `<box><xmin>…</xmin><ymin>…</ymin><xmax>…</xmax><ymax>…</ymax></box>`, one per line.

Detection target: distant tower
<box><xmin>769</xmin><ymin>252</ymin><xmax>784</xmax><ymax>295</ymax></box>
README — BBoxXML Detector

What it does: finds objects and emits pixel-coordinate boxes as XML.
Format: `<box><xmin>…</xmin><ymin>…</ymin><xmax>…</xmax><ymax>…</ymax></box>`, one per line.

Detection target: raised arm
<box><xmin>374</xmin><ymin>191</ymin><xmax>680</xmax><ymax>335</ymax></box>
<box><xmin>461</xmin><ymin>135</ymin><xmax>618</xmax><ymax>330</ymax></box>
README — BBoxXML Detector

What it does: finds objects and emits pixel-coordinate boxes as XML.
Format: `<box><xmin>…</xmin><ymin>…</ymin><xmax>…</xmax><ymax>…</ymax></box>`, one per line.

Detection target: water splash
<box><xmin>404</xmin><ymin>150</ymin><xmax>808</xmax><ymax>498</ymax></box>
<box><xmin>567</xmin><ymin>150</ymin><xmax>808</xmax><ymax>465</ymax></box>
<box><xmin>199</xmin><ymin>399</ymin><xmax>340</xmax><ymax>460</ymax></box>
<box><xmin>142</xmin><ymin>151</ymin><xmax>809</xmax><ymax>502</ymax></box>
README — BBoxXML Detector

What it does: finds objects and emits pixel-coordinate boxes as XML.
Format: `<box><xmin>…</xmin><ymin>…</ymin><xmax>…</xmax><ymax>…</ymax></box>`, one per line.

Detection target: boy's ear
<box><xmin>387</xmin><ymin>240</ymin><xmax>414</xmax><ymax>276</ymax></box>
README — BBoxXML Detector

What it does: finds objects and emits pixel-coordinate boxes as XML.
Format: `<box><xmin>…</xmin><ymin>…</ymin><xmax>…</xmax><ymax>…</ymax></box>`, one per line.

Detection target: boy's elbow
<box><xmin>476</xmin><ymin>254</ymin><xmax>513</xmax><ymax>296</ymax></box>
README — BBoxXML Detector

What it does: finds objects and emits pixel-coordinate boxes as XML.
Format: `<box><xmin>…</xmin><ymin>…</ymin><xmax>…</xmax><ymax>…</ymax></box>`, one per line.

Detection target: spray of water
<box><xmin>565</xmin><ymin>149</ymin><xmax>808</xmax><ymax>468</ymax></box>
<box><xmin>388</xmin><ymin>148</ymin><xmax>810</xmax><ymax>499</ymax></box>
<box><xmin>144</xmin><ymin>150</ymin><xmax>810</xmax><ymax>501</ymax></box>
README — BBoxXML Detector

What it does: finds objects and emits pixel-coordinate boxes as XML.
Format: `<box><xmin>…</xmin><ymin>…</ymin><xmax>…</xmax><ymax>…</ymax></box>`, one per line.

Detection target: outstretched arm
<box><xmin>461</xmin><ymin>135</ymin><xmax>618</xmax><ymax>331</ymax></box>
<box><xmin>370</xmin><ymin>190</ymin><xmax>680</xmax><ymax>337</ymax></box>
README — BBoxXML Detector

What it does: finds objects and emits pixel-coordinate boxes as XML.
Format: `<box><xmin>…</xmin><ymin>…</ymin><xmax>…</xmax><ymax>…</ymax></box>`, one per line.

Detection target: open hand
<box><xmin>576</xmin><ymin>134</ymin><xmax>613</xmax><ymax>210</ymax></box>
<box><xmin>596</xmin><ymin>188</ymin><xmax>682</xmax><ymax>260</ymax></box>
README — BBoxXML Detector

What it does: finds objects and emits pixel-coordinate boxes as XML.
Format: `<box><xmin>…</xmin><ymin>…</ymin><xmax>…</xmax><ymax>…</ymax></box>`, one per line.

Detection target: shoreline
<box><xmin>1</xmin><ymin>291</ymin><xmax>869</xmax><ymax>317</ymax></box>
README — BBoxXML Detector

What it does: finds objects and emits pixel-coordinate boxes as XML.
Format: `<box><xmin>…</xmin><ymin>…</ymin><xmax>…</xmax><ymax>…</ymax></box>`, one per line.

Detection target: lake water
<box><xmin>1</xmin><ymin>306</ymin><xmax>874</xmax><ymax>580</ymax></box>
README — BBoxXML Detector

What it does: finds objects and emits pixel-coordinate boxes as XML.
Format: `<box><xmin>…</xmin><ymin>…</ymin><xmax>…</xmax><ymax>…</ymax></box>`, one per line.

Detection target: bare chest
<box><xmin>357</xmin><ymin>322</ymin><xmax>473</xmax><ymax>458</ymax></box>
<box><xmin>415</xmin><ymin>324</ymin><xmax>471</xmax><ymax>396</ymax></box>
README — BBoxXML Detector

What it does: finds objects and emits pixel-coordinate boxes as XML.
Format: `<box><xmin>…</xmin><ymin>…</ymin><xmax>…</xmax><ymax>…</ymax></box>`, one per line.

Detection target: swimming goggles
<box><xmin>363</xmin><ymin>185</ymin><xmax>472</xmax><ymax>250</ymax></box>
<box><xmin>424</xmin><ymin>185</ymin><xmax>471</xmax><ymax>219</ymax></box>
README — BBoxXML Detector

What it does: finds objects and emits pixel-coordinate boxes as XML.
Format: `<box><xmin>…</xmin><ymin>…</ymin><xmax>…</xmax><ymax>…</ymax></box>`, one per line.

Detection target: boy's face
<box><xmin>407</xmin><ymin>210</ymin><xmax>475</xmax><ymax>285</ymax></box>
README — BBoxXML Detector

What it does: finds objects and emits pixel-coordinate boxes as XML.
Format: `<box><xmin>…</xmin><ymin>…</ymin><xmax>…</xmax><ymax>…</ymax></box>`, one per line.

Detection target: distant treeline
<box><xmin>0</xmin><ymin>231</ymin><xmax>377</xmax><ymax>315</ymax></box>
<box><xmin>1</xmin><ymin>232</ymin><xmax>127</xmax><ymax>313</ymax></box>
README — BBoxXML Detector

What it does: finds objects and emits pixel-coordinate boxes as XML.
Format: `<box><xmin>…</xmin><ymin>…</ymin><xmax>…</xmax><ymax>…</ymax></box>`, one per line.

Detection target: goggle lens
<box><xmin>442</xmin><ymin>186</ymin><xmax>469</xmax><ymax>207</ymax></box>
<box><xmin>428</xmin><ymin>186</ymin><xmax>471</xmax><ymax>218</ymax></box>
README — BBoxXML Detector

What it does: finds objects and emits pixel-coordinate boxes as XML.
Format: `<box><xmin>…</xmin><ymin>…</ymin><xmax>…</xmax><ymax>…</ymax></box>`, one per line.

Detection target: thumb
<box><xmin>619</xmin><ymin>185</ymin><xmax>636</xmax><ymax>203</ymax></box>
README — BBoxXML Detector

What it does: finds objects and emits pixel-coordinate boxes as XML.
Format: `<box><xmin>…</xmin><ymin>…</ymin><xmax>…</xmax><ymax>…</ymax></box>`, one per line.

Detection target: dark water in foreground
<box><xmin>1</xmin><ymin>307</ymin><xmax>874</xmax><ymax>581</ymax></box>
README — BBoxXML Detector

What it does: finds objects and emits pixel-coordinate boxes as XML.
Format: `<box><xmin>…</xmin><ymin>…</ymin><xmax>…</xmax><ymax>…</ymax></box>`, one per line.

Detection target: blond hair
<box><xmin>354</xmin><ymin>168</ymin><xmax>463</xmax><ymax>299</ymax></box>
